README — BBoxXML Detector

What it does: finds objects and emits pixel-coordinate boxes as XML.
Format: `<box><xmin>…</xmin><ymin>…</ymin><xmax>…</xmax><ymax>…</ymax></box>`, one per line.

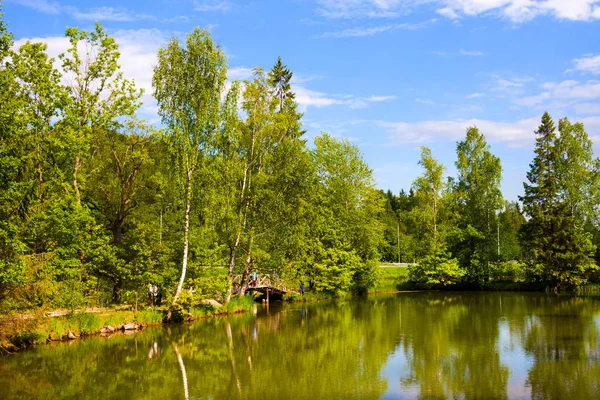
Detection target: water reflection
<box><xmin>0</xmin><ymin>293</ymin><xmax>599</xmax><ymax>399</ymax></box>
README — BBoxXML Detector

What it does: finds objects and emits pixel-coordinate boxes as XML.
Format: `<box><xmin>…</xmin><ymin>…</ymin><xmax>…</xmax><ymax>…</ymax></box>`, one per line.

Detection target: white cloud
<box><xmin>322</xmin><ymin>25</ymin><xmax>395</xmax><ymax>38</ymax></box>
<box><xmin>437</xmin><ymin>6</ymin><xmax>460</xmax><ymax>19</ymax></box>
<box><xmin>416</xmin><ymin>98</ymin><xmax>436</xmax><ymax>105</ymax></box>
<box><xmin>321</xmin><ymin>19</ymin><xmax>436</xmax><ymax>38</ymax></box>
<box><xmin>575</xmin><ymin>103</ymin><xmax>600</xmax><ymax>114</ymax></box>
<box><xmin>294</xmin><ymin>87</ymin><xmax>344</xmax><ymax>108</ymax></box>
<box><xmin>313</xmin><ymin>0</ymin><xmax>600</xmax><ymax>22</ymax></box>
<box><xmin>9</xmin><ymin>0</ymin><xmax>60</xmax><ymax>14</ymax></box>
<box><xmin>459</xmin><ymin>49</ymin><xmax>485</xmax><ymax>56</ymax></box>
<box><xmin>439</xmin><ymin>0</ymin><xmax>600</xmax><ymax>22</ymax></box>
<box><xmin>69</xmin><ymin>7</ymin><xmax>150</xmax><ymax>22</ymax></box>
<box><xmin>194</xmin><ymin>0</ymin><xmax>231</xmax><ymax>12</ymax></box>
<box><xmin>9</xmin><ymin>1</ymin><xmax>187</xmax><ymax>23</ymax></box>
<box><xmin>570</xmin><ymin>54</ymin><xmax>600</xmax><ymax>75</ymax></box>
<box><xmin>366</xmin><ymin>95</ymin><xmax>397</xmax><ymax>102</ymax></box>
<box><xmin>293</xmin><ymin>86</ymin><xmax>396</xmax><ymax>111</ymax></box>
<box><xmin>466</xmin><ymin>92</ymin><xmax>487</xmax><ymax>98</ymax></box>
<box><xmin>228</xmin><ymin>67</ymin><xmax>255</xmax><ymax>80</ymax></box>
<box><xmin>515</xmin><ymin>80</ymin><xmax>600</xmax><ymax>107</ymax></box>
<box><xmin>13</xmin><ymin>36</ymin><xmax>70</xmax><ymax>62</ymax></box>
<box><xmin>486</xmin><ymin>74</ymin><xmax>535</xmax><ymax>97</ymax></box>
<box><xmin>379</xmin><ymin>116</ymin><xmax>600</xmax><ymax>146</ymax></box>
<box><xmin>381</xmin><ymin>117</ymin><xmax>539</xmax><ymax>145</ymax></box>
<box><xmin>315</xmin><ymin>0</ymin><xmax>408</xmax><ymax>18</ymax></box>
<box><xmin>431</xmin><ymin>49</ymin><xmax>485</xmax><ymax>57</ymax></box>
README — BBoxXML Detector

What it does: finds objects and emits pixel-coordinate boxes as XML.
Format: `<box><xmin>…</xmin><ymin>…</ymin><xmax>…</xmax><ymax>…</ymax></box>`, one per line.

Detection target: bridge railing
<box><xmin>232</xmin><ymin>273</ymin><xmax>288</xmax><ymax>294</ymax></box>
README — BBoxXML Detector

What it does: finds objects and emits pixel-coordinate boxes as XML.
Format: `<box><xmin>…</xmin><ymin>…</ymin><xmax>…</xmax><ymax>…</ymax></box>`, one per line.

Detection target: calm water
<box><xmin>2</xmin><ymin>292</ymin><xmax>600</xmax><ymax>399</ymax></box>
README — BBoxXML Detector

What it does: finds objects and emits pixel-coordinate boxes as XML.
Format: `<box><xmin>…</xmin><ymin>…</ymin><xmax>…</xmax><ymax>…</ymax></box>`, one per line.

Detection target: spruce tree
<box><xmin>520</xmin><ymin>112</ymin><xmax>596</xmax><ymax>290</ymax></box>
<box><xmin>268</xmin><ymin>56</ymin><xmax>294</xmax><ymax>112</ymax></box>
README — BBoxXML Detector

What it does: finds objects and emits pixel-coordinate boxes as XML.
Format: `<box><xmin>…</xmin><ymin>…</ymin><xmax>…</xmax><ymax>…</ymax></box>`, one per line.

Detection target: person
<box><xmin>156</xmin><ymin>284</ymin><xmax>163</xmax><ymax>306</ymax></box>
<box><xmin>148</xmin><ymin>283</ymin><xmax>158</xmax><ymax>305</ymax></box>
<box><xmin>250</xmin><ymin>271</ymin><xmax>258</xmax><ymax>287</ymax></box>
<box><xmin>300</xmin><ymin>281</ymin><xmax>305</xmax><ymax>295</ymax></box>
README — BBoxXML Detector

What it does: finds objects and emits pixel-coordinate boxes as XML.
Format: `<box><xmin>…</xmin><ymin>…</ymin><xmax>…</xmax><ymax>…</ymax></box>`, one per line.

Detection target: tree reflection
<box><xmin>398</xmin><ymin>293</ymin><xmax>509</xmax><ymax>399</ymax></box>
<box><xmin>1</xmin><ymin>294</ymin><xmax>599</xmax><ymax>400</ymax></box>
<box><xmin>172</xmin><ymin>342</ymin><xmax>189</xmax><ymax>400</ymax></box>
<box><xmin>521</xmin><ymin>296</ymin><xmax>600</xmax><ymax>399</ymax></box>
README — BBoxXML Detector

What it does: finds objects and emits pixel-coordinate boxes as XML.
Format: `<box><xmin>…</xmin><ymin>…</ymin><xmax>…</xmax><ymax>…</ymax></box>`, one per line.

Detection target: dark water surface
<box><xmin>2</xmin><ymin>292</ymin><xmax>600</xmax><ymax>399</ymax></box>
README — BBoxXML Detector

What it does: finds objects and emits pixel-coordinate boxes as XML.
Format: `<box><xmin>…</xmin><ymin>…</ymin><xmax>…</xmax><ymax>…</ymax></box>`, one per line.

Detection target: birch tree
<box><xmin>153</xmin><ymin>28</ymin><xmax>227</xmax><ymax>316</ymax></box>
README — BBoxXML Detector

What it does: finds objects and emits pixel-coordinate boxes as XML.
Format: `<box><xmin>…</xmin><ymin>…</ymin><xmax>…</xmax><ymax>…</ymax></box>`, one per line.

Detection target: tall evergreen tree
<box><xmin>520</xmin><ymin>112</ymin><xmax>596</xmax><ymax>290</ymax></box>
<box><xmin>268</xmin><ymin>56</ymin><xmax>294</xmax><ymax>112</ymax></box>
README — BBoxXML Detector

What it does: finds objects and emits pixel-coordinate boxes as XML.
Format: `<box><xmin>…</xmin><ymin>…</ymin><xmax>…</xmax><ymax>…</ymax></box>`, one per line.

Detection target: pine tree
<box><xmin>520</xmin><ymin>112</ymin><xmax>596</xmax><ymax>290</ymax></box>
<box><xmin>268</xmin><ymin>56</ymin><xmax>294</xmax><ymax>112</ymax></box>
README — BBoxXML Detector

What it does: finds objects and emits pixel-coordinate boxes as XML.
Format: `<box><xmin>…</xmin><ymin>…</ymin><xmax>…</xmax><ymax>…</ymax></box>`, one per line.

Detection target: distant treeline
<box><xmin>379</xmin><ymin>113</ymin><xmax>600</xmax><ymax>290</ymax></box>
<box><xmin>0</xmin><ymin>12</ymin><xmax>599</xmax><ymax>314</ymax></box>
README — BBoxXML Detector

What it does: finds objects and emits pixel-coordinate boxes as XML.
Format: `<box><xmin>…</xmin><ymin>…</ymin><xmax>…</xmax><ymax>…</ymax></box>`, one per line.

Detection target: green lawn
<box><xmin>373</xmin><ymin>265</ymin><xmax>411</xmax><ymax>292</ymax></box>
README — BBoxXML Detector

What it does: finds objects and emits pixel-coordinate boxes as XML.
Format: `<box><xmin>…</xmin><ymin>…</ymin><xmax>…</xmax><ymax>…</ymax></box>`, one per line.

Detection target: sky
<box><xmin>4</xmin><ymin>0</ymin><xmax>600</xmax><ymax>201</ymax></box>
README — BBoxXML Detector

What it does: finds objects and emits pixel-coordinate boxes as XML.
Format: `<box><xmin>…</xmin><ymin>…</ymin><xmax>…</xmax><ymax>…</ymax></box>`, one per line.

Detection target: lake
<box><xmin>1</xmin><ymin>292</ymin><xmax>600</xmax><ymax>399</ymax></box>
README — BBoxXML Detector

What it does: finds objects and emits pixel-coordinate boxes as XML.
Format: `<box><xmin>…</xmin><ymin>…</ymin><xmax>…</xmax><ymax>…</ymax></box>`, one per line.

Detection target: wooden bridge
<box><xmin>232</xmin><ymin>273</ymin><xmax>292</xmax><ymax>302</ymax></box>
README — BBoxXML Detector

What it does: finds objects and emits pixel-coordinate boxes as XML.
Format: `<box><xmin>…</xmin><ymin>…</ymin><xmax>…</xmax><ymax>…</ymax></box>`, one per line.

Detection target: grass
<box><xmin>373</xmin><ymin>266</ymin><xmax>412</xmax><ymax>292</ymax></box>
<box><xmin>188</xmin><ymin>295</ymin><xmax>255</xmax><ymax>319</ymax></box>
<box><xmin>2</xmin><ymin>308</ymin><xmax>165</xmax><ymax>351</ymax></box>
<box><xmin>2</xmin><ymin>295</ymin><xmax>260</xmax><ymax>352</ymax></box>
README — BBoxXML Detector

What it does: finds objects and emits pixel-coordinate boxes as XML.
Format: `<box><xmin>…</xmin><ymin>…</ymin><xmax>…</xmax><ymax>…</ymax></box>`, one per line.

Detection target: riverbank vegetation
<box><xmin>1</xmin><ymin>8</ymin><xmax>600</xmax><ymax>323</ymax></box>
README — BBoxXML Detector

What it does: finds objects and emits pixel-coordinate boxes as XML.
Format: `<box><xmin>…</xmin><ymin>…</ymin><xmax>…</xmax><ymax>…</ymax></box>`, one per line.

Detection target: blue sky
<box><xmin>4</xmin><ymin>0</ymin><xmax>600</xmax><ymax>201</ymax></box>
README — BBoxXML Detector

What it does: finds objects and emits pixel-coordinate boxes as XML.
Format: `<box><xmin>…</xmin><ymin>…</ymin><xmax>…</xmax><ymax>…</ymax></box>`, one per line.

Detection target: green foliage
<box><xmin>351</xmin><ymin>259</ymin><xmax>380</xmax><ymax>294</ymax></box>
<box><xmin>188</xmin><ymin>271</ymin><xmax>230</xmax><ymax>302</ymax></box>
<box><xmin>2</xmin><ymin>6</ymin><xmax>600</xmax><ymax>321</ymax></box>
<box><xmin>453</xmin><ymin>127</ymin><xmax>503</xmax><ymax>285</ymax></box>
<box><xmin>520</xmin><ymin>113</ymin><xmax>598</xmax><ymax>291</ymax></box>
<box><xmin>488</xmin><ymin>261</ymin><xmax>526</xmax><ymax>282</ymax></box>
<box><xmin>409</xmin><ymin>248</ymin><xmax>465</xmax><ymax>287</ymax></box>
<box><xmin>313</xmin><ymin>249</ymin><xmax>362</xmax><ymax>295</ymax></box>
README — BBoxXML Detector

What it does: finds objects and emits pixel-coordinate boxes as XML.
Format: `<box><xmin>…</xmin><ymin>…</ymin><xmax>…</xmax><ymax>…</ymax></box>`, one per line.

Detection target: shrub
<box><xmin>409</xmin><ymin>248</ymin><xmax>465</xmax><ymax>288</ymax></box>
<box><xmin>313</xmin><ymin>249</ymin><xmax>361</xmax><ymax>295</ymax></box>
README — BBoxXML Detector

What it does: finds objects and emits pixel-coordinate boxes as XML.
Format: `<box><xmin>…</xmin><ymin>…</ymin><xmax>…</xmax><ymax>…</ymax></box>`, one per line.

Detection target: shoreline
<box><xmin>4</xmin><ymin>283</ymin><xmax>600</xmax><ymax>354</ymax></box>
<box><xmin>0</xmin><ymin>297</ymin><xmax>255</xmax><ymax>354</ymax></box>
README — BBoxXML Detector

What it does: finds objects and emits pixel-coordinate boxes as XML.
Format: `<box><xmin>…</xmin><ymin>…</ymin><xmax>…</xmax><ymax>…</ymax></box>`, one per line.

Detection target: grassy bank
<box><xmin>372</xmin><ymin>266</ymin><xmax>413</xmax><ymax>292</ymax></box>
<box><xmin>1</xmin><ymin>295</ymin><xmax>255</xmax><ymax>353</ymax></box>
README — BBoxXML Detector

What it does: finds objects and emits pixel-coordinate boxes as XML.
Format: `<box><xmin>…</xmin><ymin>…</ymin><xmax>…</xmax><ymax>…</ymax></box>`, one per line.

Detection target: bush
<box><xmin>409</xmin><ymin>248</ymin><xmax>465</xmax><ymax>288</ymax></box>
<box><xmin>489</xmin><ymin>261</ymin><xmax>526</xmax><ymax>282</ymax></box>
<box><xmin>313</xmin><ymin>249</ymin><xmax>361</xmax><ymax>295</ymax></box>
<box><xmin>351</xmin><ymin>259</ymin><xmax>379</xmax><ymax>294</ymax></box>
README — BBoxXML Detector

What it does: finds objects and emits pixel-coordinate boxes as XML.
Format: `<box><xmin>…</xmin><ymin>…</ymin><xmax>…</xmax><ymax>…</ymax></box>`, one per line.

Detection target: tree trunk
<box><xmin>167</xmin><ymin>168</ymin><xmax>193</xmax><ymax>320</ymax></box>
<box><xmin>226</xmin><ymin>129</ymin><xmax>256</xmax><ymax>302</ymax></box>
<box><xmin>74</xmin><ymin>156</ymin><xmax>81</xmax><ymax>206</ymax></box>
<box><xmin>239</xmin><ymin>235</ymin><xmax>254</xmax><ymax>296</ymax></box>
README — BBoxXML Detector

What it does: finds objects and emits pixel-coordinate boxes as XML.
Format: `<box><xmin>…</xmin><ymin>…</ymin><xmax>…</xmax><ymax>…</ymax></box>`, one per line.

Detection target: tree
<box><xmin>212</xmin><ymin>58</ymin><xmax>311</xmax><ymax>299</ymax></box>
<box><xmin>85</xmin><ymin>120</ymin><xmax>157</xmax><ymax>301</ymax></box>
<box><xmin>268</xmin><ymin>56</ymin><xmax>293</xmax><ymax>111</ymax></box>
<box><xmin>408</xmin><ymin>147</ymin><xmax>463</xmax><ymax>286</ymax></box>
<box><xmin>453</xmin><ymin>127</ymin><xmax>503</xmax><ymax>285</ymax></box>
<box><xmin>0</xmin><ymin>8</ymin><xmax>26</xmax><ymax>303</ymax></box>
<box><xmin>497</xmin><ymin>201</ymin><xmax>525</xmax><ymax>261</ymax></box>
<box><xmin>520</xmin><ymin>112</ymin><xmax>597</xmax><ymax>290</ymax></box>
<box><xmin>412</xmin><ymin>147</ymin><xmax>447</xmax><ymax>251</ymax></box>
<box><xmin>59</xmin><ymin>23</ymin><xmax>141</xmax><ymax>206</ymax></box>
<box><xmin>153</xmin><ymin>28</ymin><xmax>227</xmax><ymax>315</ymax></box>
<box><xmin>309</xmin><ymin>133</ymin><xmax>384</xmax><ymax>293</ymax></box>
